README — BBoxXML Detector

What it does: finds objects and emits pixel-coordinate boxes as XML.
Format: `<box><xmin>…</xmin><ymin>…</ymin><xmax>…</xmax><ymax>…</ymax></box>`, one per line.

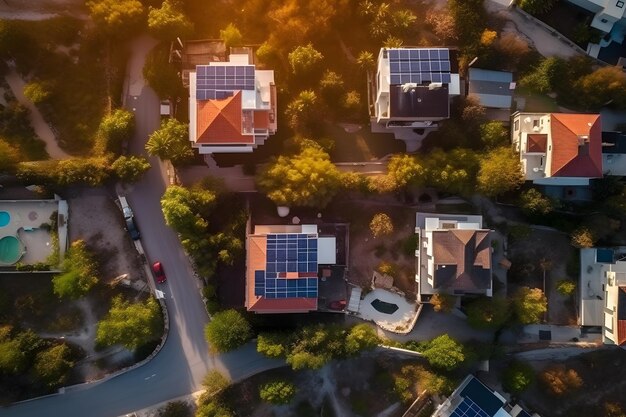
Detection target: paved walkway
<box><xmin>5</xmin><ymin>66</ymin><xmax>70</xmax><ymax>159</ymax></box>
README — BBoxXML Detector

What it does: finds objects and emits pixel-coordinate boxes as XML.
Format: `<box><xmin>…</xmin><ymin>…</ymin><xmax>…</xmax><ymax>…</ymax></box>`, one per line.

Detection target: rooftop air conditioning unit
<box><xmin>402</xmin><ymin>83</ymin><xmax>418</xmax><ymax>92</ymax></box>
<box><xmin>428</xmin><ymin>82</ymin><xmax>443</xmax><ymax>90</ymax></box>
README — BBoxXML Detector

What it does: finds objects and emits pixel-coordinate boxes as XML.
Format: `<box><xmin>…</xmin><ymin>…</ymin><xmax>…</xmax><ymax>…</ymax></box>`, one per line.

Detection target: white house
<box><xmin>415</xmin><ymin>213</ymin><xmax>493</xmax><ymax>303</ymax></box>
<box><xmin>188</xmin><ymin>52</ymin><xmax>277</xmax><ymax>154</ymax></box>
<box><xmin>373</xmin><ymin>47</ymin><xmax>460</xmax><ymax>129</ymax></box>
<box><xmin>511</xmin><ymin>112</ymin><xmax>603</xmax><ymax>186</ymax></box>
<box><xmin>567</xmin><ymin>0</ymin><xmax>626</xmax><ymax>33</ymax></box>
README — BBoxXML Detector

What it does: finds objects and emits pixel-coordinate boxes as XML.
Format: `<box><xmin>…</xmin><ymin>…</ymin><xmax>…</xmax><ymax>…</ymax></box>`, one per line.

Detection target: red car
<box><xmin>152</xmin><ymin>261</ymin><xmax>167</xmax><ymax>284</ymax></box>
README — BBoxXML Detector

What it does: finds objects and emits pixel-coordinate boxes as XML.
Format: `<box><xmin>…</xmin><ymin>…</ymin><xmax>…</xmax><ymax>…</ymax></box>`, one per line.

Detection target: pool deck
<box><xmin>0</xmin><ymin>199</ymin><xmax>68</xmax><ymax>267</ymax></box>
<box><xmin>357</xmin><ymin>288</ymin><xmax>418</xmax><ymax>333</ymax></box>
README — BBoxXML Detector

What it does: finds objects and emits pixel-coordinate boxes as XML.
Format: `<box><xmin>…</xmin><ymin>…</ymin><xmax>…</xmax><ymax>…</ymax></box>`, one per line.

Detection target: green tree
<box><xmin>23</xmin><ymin>81</ymin><xmax>51</xmax><ymax>104</ymax></box>
<box><xmin>556</xmin><ymin>280</ymin><xmax>576</xmax><ymax>296</ymax></box>
<box><xmin>0</xmin><ymin>336</ymin><xmax>25</xmax><ymax>374</ymax></box>
<box><xmin>466</xmin><ymin>296</ymin><xmax>511</xmax><ymax>329</ymax></box>
<box><xmin>345</xmin><ymin>323</ymin><xmax>379</xmax><ymax>355</ymax></box>
<box><xmin>571</xmin><ymin>227</ymin><xmax>595</xmax><ymax>248</ymax></box>
<box><xmin>259</xmin><ymin>380</ymin><xmax>297</xmax><ymax>405</ymax></box>
<box><xmin>148</xmin><ymin>0</ymin><xmax>193</xmax><ymax>40</ymax></box>
<box><xmin>503</xmin><ymin>361</ymin><xmax>535</xmax><ymax>394</ymax></box>
<box><xmin>343</xmin><ymin>90</ymin><xmax>362</xmax><ymax>114</ymax></box>
<box><xmin>86</xmin><ymin>0</ymin><xmax>144</xmax><ymax>36</ymax></box>
<box><xmin>356</xmin><ymin>51</ymin><xmax>375</xmax><ymax>71</ymax></box>
<box><xmin>144</xmin><ymin>46</ymin><xmax>185</xmax><ymax>99</ymax></box>
<box><xmin>519</xmin><ymin>57</ymin><xmax>565</xmax><ymax>94</ymax></box>
<box><xmin>112</xmin><ymin>156</ymin><xmax>151</xmax><ymax>183</ymax></box>
<box><xmin>96</xmin><ymin>296</ymin><xmax>162</xmax><ymax>350</ymax></box>
<box><xmin>422</xmin><ymin>148</ymin><xmax>479</xmax><ymax>196</ymax></box>
<box><xmin>160</xmin><ymin>185</ymin><xmax>216</xmax><ymax>233</ymax></box>
<box><xmin>146</xmin><ymin>118</ymin><xmax>193</xmax><ymax>165</ymax></box>
<box><xmin>204</xmin><ymin>309</ymin><xmax>251</xmax><ymax>353</ymax></box>
<box><xmin>577</xmin><ymin>66</ymin><xmax>626</xmax><ymax>110</ymax></box>
<box><xmin>95</xmin><ymin>109</ymin><xmax>135</xmax><ymax>155</ymax></box>
<box><xmin>430</xmin><ymin>293</ymin><xmax>455</xmax><ymax>313</ymax></box>
<box><xmin>391</xmin><ymin>9</ymin><xmax>417</xmax><ymax>35</ymax></box>
<box><xmin>370</xmin><ymin>213</ymin><xmax>394</xmax><ymax>238</ymax></box>
<box><xmin>285</xmin><ymin>90</ymin><xmax>321</xmax><ymax>133</ymax></box>
<box><xmin>159</xmin><ymin>401</ymin><xmax>191</xmax><ymax>417</ymax></box>
<box><xmin>512</xmin><ymin>287</ymin><xmax>547</xmax><ymax>324</ymax></box>
<box><xmin>0</xmin><ymin>138</ymin><xmax>20</xmax><ymax>173</ymax></box>
<box><xmin>319</xmin><ymin>70</ymin><xmax>344</xmax><ymax>103</ymax></box>
<box><xmin>34</xmin><ymin>344</ymin><xmax>74</xmax><ymax>389</ymax></box>
<box><xmin>520</xmin><ymin>188</ymin><xmax>555</xmax><ymax>216</ymax></box>
<box><xmin>480</xmin><ymin>121</ymin><xmax>508</xmax><ymax>149</ymax></box>
<box><xmin>195</xmin><ymin>401</ymin><xmax>233</xmax><ymax>417</ymax></box>
<box><xmin>477</xmin><ymin>147</ymin><xmax>524</xmax><ymax>197</ymax></box>
<box><xmin>421</xmin><ymin>335</ymin><xmax>465</xmax><ymax>371</ymax></box>
<box><xmin>519</xmin><ymin>0</ymin><xmax>558</xmax><ymax>15</ymax></box>
<box><xmin>53</xmin><ymin>240</ymin><xmax>99</xmax><ymax>299</ymax></box>
<box><xmin>287</xmin><ymin>351</ymin><xmax>328</xmax><ymax>370</ymax></box>
<box><xmin>219</xmin><ymin>23</ymin><xmax>242</xmax><ymax>49</ymax></box>
<box><xmin>257</xmin><ymin>146</ymin><xmax>341</xmax><ymax>208</ymax></box>
<box><xmin>288</xmin><ymin>43</ymin><xmax>323</xmax><ymax>75</ymax></box>
<box><xmin>202</xmin><ymin>370</ymin><xmax>230</xmax><ymax>396</ymax></box>
<box><xmin>257</xmin><ymin>332</ymin><xmax>290</xmax><ymax>358</ymax></box>
<box><xmin>387</xmin><ymin>154</ymin><xmax>424</xmax><ymax>189</ymax></box>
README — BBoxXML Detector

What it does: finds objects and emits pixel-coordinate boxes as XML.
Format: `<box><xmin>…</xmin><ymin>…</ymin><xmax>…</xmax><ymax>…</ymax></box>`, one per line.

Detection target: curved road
<box><xmin>3</xmin><ymin>36</ymin><xmax>282</xmax><ymax>417</ymax></box>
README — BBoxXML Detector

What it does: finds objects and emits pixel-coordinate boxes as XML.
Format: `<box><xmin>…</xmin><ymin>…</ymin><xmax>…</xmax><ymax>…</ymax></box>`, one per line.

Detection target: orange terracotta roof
<box><xmin>550</xmin><ymin>113</ymin><xmax>602</xmax><ymax>178</ymax></box>
<box><xmin>618</xmin><ymin>287</ymin><xmax>626</xmax><ymax>346</ymax></box>
<box><xmin>196</xmin><ymin>91</ymin><xmax>254</xmax><ymax>144</ymax></box>
<box><xmin>246</xmin><ymin>234</ymin><xmax>318</xmax><ymax>313</ymax></box>
<box><xmin>527</xmin><ymin>134</ymin><xmax>547</xmax><ymax>153</ymax></box>
<box><xmin>253</xmin><ymin>110</ymin><xmax>270</xmax><ymax>130</ymax></box>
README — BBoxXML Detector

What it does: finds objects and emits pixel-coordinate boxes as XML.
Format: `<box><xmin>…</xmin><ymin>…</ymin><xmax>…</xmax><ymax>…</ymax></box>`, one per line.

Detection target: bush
<box><xmin>503</xmin><ymin>361</ymin><xmax>535</xmax><ymax>394</ymax></box>
<box><xmin>571</xmin><ymin>227</ymin><xmax>595</xmax><ymax>248</ymax></box>
<box><xmin>202</xmin><ymin>370</ymin><xmax>230</xmax><ymax>397</ymax></box>
<box><xmin>421</xmin><ymin>335</ymin><xmax>465</xmax><ymax>371</ymax></box>
<box><xmin>159</xmin><ymin>401</ymin><xmax>191</xmax><ymax>417</ymax></box>
<box><xmin>370</xmin><ymin>213</ymin><xmax>394</xmax><ymax>238</ymax></box>
<box><xmin>540</xmin><ymin>366</ymin><xmax>583</xmax><ymax>396</ymax></box>
<box><xmin>204</xmin><ymin>310</ymin><xmax>251</xmax><ymax>353</ymax></box>
<box><xmin>556</xmin><ymin>280</ymin><xmax>576</xmax><ymax>297</ymax></box>
<box><xmin>259</xmin><ymin>380</ymin><xmax>297</xmax><ymax>405</ymax></box>
<box><xmin>377</xmin><ymin>261</ymin><xmax>396</xmax><ymax>277</ymax></box>
<box><xmin>430</xmin><ymin>293</ymin><xmax>455</xmax><ymax>313</ymax></box>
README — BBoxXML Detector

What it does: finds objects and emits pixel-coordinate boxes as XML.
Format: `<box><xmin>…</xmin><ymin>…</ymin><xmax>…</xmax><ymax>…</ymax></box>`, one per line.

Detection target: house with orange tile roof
<box><xmin>415</xmin><ymin>213</ymin><xmax>493</xmax><ymax>303</ymax></box>
<box><xmin>580</xmin><ymin>247</ymin><xmax>626</xmax><ymax>346</ymax></box>
<box><xmin>188</xmin><ymin>51</ymin><xmax>276</xmax><ymax>154</ymax></box>
<box><xmin>511</xmin><ymin>112</ymin><xmax>603</xmax><ymax>186</ymax></box>
<box><xmin>246</xmin><ymin>224</ymin><xmax>338</xmax><ymax>314</ymax></box>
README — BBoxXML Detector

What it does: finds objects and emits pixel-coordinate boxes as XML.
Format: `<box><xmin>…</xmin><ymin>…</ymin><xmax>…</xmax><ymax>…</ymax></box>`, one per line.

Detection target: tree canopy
<box><xmin>285</xmin><ymin>90</ymin><xmax>322</xmax><ymax>133</ymax></box>
<box><xmin>146</xmin><ymin>118</ymin><xmax>194</xmax><ymax>165</ymax></box>
<box><xmin>219</xmin><ymin>23</ymin><xmax>242</xmax><ymax>49</ymax></box>
<box><xmin>512</xmin><ymin>287</ymin><xmax>547</xmax><ymax>324</ymax></box>
<box><xmin>204</xmin><ymin>309</ymin><xmax>251</xmax><ymax>353</ymax></box>
<box><xmin>387</xmin><ymin>154</ymin><xmax>423</xmax><ymax>189</ymax></box>
<box><xmin>466</xmin><ymin>296</ymin><xmax>511</xmax><ymax>329</ymax></box>
<box><xmin>257</xmin><ymin>146</ymin><xmax>341</xmax><ymax>208</ymax></box>
<box><xmin>34</xmin><ymin>344</ymin><xmax>74</xmax><ymax>389</ymax></box>
<box><xmin>111</xmin><ymin>156</ymin><xmax>151</xmax><ymax>183</ymax></box>
<box><xmin>144</xmin><ymin>46</ymin><xmax>185</xmax><ymax>100</ymax></box>
<box><xmin>95</xmin><ymin>109</ymin><xmax>135</xmax><ymax>155</ymax></box>
<box><xmin>52</xmin><ymin>240</ymin><xmax>99</xmax><ymax>299</ymax></box>
<box><xmin>370</xmin><ymin>213</ymin><xmax>394</xmax><ymax>238</ymax></box>
<box><xmin>520</xmin><ymin>188</ymin><xmax>555</xmax><ymax>216</ymax></box>
<box><xmin>288</xmin><ymin>43</ymin><xmax>323</xmax><ymax>75</ymax></box>
<box><xmin>518</xmin><ymin>0</ymin><xmax>559</xmax><ymax>15</ymax></box>
<box><xmin>259</xmin><ymin>380</ymin><xmax>297</xmax><ymax>405</ymax></box>
<box><xmin>430</xmin><ymin>293</ymin><xmax>455</xmax><ymax>313</ymax></box>
<box><xmin>503</xmin><ymin>361</ymin><xmax>535</xmax><ymax>394</ymax></box>
<box><xmin>480</xmin><ymin>121</ymin><xmax>508</xmax><ymax>149</ymax></box>
<box><xmin>160</xmin><ymin>185</ymin><xmax>216</xmax><ymax>234</ymax></box>
<box><xmin>96</xmin><ymin>296</ymin><xmax>163</xmax><ymax>350</ymax></box>
<box><xmin>0</xmin><ymin>138</ymin><xmax>20</xmax><ymax>173</ymax></box>
<box><xmin>86</xmin><ymin>0</ymin><xmax>144</xmax><ymax>36</ymax></box>
<box><xmin>148</xmin><ymin>0</ymin><xmax>194</xmax><ymax>40</ymax></box>
<box><xmin>541</xmin><ymin>365</ymin><xmax>583</xmax><ymax>396</ymax></box>
<box><xmin>420</xmin><ymin>335</ymin><xmax>465</xmax><ymax>371</ymax></box>
<box><xmin>477</xmin><ymin>147</ymin><xmax>524</xmax><ymax>197</ymax></box>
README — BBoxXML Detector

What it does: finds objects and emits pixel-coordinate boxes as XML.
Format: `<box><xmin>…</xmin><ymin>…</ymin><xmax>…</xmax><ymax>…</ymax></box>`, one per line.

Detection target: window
<box><xmin>617</xmin><ymin>1</ymin><xmax>624</xmax><ymax>8</ymax></box>
<box><xmin>514</xmin><ymin>120</ymin><xmax>519</xmax><ymax>131</ymax></box>
<box><xmin>533</xmin><ymin>119</ymin><xmax>540</xmax><ymax>128</ymax></box>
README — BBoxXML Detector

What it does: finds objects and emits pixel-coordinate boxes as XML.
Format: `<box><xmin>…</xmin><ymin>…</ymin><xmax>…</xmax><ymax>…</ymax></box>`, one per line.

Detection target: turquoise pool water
<box><xmin>0</xmin><ymin>211</ymin><xmax>9</xmax><ymax>227</ymax></box>
<box><xmin>0</xmin><ymin>236</ymin><xmax>21</xmax><ymax>264</ymax></box>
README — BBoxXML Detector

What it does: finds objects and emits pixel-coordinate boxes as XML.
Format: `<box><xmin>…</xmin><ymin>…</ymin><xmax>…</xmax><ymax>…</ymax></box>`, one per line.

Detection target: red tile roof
<box><xmin>527</xmin><ymin>134</ymin><xmax>547</xmax><ymax>153</ymax></box>
<box><xmin>253</xmin><ymin>110</ymin><xmax>270</xmax><ymax>130</ymax></box>
<box><xmin>550</xmin><ymin>113</ymin><xmax>602</xmax><ymax>178</ymax></box>
<box><xmin>196</xmin><ymin>91</ymin><xmax>254</xmax><ymax>144</ymax></box>
<box><xmin>246</xmin><ymin>235</ymin><xmax>318</xmax><ymax>313</ymax></box>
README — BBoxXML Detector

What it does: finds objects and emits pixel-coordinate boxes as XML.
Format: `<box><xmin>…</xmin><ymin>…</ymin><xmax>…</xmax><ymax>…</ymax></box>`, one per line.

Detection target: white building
<box><xmin>188</xmin><ymin>52</ymin><xmax>277</xmax><ymax>154</ymax></box>
<box><xmin>580</xmin><ymin>247</ymin><xmax>626</xmax><ymax>346</ymax></box>
<box><xmin>567</xmin><ymin>0</ymin><xmax>626</xmax><ymax>33</ymax></box>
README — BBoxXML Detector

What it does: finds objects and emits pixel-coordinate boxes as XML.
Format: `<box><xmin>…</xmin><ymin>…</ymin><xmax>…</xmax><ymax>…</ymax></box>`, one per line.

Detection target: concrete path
<box><xmin>5</xmin><ymin>66</ymin><xmax>70</xmax><ymax>159</ymax></box>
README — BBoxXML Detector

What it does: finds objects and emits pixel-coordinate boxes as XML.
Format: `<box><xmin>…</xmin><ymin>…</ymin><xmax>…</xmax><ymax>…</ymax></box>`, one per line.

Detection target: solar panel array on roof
<box><xmin>196</xmin><ymin>65</ymin><xmax>255</xmax><ymax>100</ymax></box>
<box><xmin>387</xmin><ymin>48</ymin><xmax>452</xmax><ymax>85</ymax></box>
<box><xmin>254</xmin><ymin>233</ymin><xmax>319</xmax><ymax>299</ymax></box>
<box><xmin>450</xmin><ymin>398</ymin><xmax>491</xmax><ymax>417</ymax></box>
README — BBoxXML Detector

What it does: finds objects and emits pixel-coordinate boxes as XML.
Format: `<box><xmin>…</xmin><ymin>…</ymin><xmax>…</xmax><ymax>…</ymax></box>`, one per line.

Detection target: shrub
<box><xmin>540</xmin><ymin>366</ymin><xmax>583</xmax><ymax>396</ymax></box>
<box><xmin>159</xmin><ymin>401</ymin><xmax>191</xmax><ymax>417</ymax></box>
<box><xmin>571</xmin><ymin>227</ymin><xmax>595</xmax><ymax>248</ymax></box>
<box><xmin>430</xmin><ymin>293</ymin><xmax>455</xmax><ymax>313</ymax></box>
<box><xmin>556</xmin><ymin>280</ymin><xmax>576</xmax><ymax>297</ymax></box>
<box><xmin>259</xmin><ymin>380</ymin><xmax>297</xmax><ymax>405</ymax></box>
<box><xmin>370</xmin><ymin>213</ymin><xmax>394</xmax><ymax>238</ymax></box>
<box><xmin>204</xmin><ymin>310</ymin><xmax>251</xmax><ymax>353</ymax></box>
<box><xmin>503</xmin><ymin>361</ymin><xmax>535</xmax><ymax>394</ymax></box>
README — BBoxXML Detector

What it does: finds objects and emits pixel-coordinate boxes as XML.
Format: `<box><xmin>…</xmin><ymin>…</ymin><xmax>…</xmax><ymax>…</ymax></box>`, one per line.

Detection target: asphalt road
<box><xmin>2</xmin><ymin>36</ymin><xmax>282</xmax><ymax>417</ymax></box>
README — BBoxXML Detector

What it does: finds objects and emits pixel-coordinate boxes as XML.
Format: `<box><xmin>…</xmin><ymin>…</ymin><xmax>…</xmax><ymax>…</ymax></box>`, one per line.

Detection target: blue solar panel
<box><xmin>386</xmin><ymin>48</ymin><xmax>452</xmax><ymax>86</ymax></box>
<box><xmin>449</xmin><ymin>398</ymin><xmax>491</xmax><ymax>417</ymax></box>
<box><xmin>196</xmin><ymin>64</ymin><xmax>255</xmax><ymax>101</ymax></box>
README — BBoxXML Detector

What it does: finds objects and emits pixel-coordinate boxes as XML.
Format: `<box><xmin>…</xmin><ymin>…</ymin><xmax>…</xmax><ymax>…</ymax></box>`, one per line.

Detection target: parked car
<box><xmin>152</xmin><ymin>261</ymin><xmax>167</xmax><ymax>284</ymax></box>
<box><xmin>123</xmin><ymin>206</ymin><xmax>140</xmax><ymax>240</ymax></box>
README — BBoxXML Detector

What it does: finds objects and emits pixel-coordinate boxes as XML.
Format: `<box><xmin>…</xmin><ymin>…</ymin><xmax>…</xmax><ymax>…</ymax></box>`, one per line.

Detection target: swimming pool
<box><xmin>0</xmin><ymin>236</ymin><xmax>21</xmax><ymax>264</ymax></box>
<box><xmin>0</xmin><ymin>211</ymin><xmax>9</xmax><ymax>227</ymax></box>
<box><xmin>371</xmin><ymin>298</ymin><xmax>399</xmax><ymax>314</ymax></box>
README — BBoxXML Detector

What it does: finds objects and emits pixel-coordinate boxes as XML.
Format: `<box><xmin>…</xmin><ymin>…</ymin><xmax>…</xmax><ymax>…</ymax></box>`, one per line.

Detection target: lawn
<box><xmin>516</xmin><ymin>87</ymin><xmax>559</xmax><ymax>113</ymax></box>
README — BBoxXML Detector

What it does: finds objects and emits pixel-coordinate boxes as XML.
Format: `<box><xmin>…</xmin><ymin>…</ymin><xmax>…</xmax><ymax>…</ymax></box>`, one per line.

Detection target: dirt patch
<box><xmin>507</xmin><ymin>228</ymin><xmax>577</xmax><ymax>325</ymax></box>
<box><xmin>68</xmin><ymin>193</ymin><xmax>145</xmax><ymax>284</ymax></box>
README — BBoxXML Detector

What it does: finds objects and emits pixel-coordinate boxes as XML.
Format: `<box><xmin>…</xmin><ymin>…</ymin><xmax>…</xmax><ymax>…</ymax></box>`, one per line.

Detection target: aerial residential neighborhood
<box><xmin>0</xmin><ymin>0</ymin><xmax>625</xmax><ymax>416</ymax></box>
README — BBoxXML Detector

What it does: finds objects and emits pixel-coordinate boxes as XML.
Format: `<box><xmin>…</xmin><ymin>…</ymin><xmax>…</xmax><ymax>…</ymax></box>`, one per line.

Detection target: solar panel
<box><xmin>449</xmin><ymin>398</ymin><xmax>491</xmax><ymax>417</ymax></box>
<box><xmin>258</xmin><ymin>233</ymin><xmax>319</xmax><ymax>299</ymax></box>
<box><xmin>386</xmin><ymin>48</ymin><xmax>452</xmax><ymax>86</ymax></box>
<box><xmin>196</xmin><ymin>64</ymin><xmax>256</xmax><ymax>101</ymax></box>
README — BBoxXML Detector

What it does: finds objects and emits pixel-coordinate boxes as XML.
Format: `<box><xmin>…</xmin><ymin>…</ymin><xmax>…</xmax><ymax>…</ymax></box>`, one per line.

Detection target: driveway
<box><xmin>2</xmin><ymin>35</ymin><xmax>283</xmax><ymax>417</ymax></box>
